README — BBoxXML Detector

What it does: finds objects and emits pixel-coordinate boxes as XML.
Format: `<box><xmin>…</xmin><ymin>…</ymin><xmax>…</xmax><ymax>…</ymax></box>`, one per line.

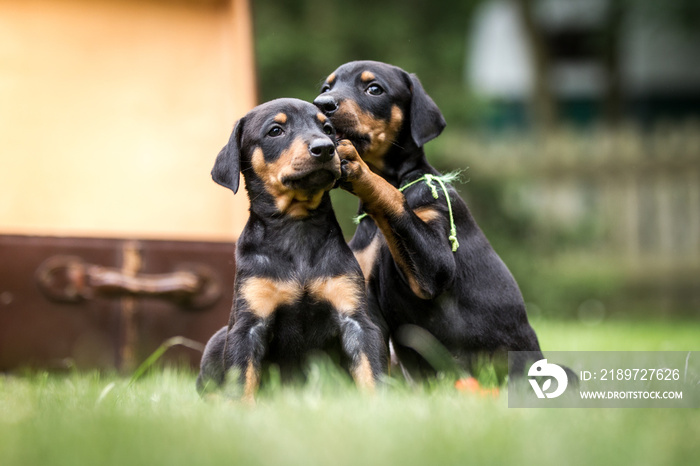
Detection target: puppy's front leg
<box><xmin>338</xmin><ymin>313</ymin><xmax>387</xmax><ymax>393</ymax></box>
<box><xmin>227</xmin><ymin>275</ymin><xmax>301</xmax><ymax>402</ymax></box>
<box><xmin>308</xmin><ymin>273</ymin><xmax>387</xmax><ymax>391</ymax></box>
<box><xmin>226</xmin><ymin>312</ymin><xmax>271</xmax><ymax>404</ymax></box>
<box><xmin>337</xmin><ymin>140</ymin><xmax>457</xmax><ymax>299</ymax></box>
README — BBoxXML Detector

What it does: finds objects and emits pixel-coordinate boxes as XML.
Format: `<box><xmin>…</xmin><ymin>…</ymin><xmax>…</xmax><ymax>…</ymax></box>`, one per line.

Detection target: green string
<box><xmin>353</xmin><ymin>171</ymin><xmax>462</xmax><ymax>252</ymax></box>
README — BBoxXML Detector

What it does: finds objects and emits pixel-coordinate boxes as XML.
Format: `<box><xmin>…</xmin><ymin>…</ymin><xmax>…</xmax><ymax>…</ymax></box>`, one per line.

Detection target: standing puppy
<box><xmin>314</xmin><ymin>61</ymin><xmax>546</xmax><ymax>380</ymax></box>
<box><xmin>197</xmin><ymin>98</ymin><xmax>386</xmax><ymax>402</ymax></box>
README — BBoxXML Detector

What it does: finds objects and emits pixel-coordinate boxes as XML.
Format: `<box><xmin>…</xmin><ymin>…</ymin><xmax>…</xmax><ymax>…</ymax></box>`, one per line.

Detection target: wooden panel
<box><xmin>0</xmin><ymin>235</ymin><xmax>236</xmax><ymax>371</ymax></box>
<box><xmin>0</xmin><ymin>0</ymin><xmax>255</xmax><ymax>241</ymax></box>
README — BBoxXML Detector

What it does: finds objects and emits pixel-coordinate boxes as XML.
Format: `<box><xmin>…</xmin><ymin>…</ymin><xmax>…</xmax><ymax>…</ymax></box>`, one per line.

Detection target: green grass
<box><xmin>534</xmin><ymin>319</ymin><xmax>700</xmax><ymax>352</ymax></box>
<box><xmin>1</xmin><ymin>320</ymin><xmax>699</xmax><ymax>466</ymax></box>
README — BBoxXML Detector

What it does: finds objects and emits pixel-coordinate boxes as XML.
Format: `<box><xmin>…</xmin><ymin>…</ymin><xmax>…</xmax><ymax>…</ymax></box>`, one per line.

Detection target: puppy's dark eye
<box><xmin>366</xmin><ymin>84</ymin><xmax>384</xmax><ymax>96</ymax></box>
<box><xmin>267</xmin><ymin>126</ymin><xmax>283</xmax><ymax>137</ymax></box>
<box><xmin>321</xmin><ymin>85</ymin><xmax>331</xmax><ymax>93</ymax></box>
<box><xmin>323</xmin><ymin>125</ymin><xmax>333</xmax><ymax>136</ymax></box>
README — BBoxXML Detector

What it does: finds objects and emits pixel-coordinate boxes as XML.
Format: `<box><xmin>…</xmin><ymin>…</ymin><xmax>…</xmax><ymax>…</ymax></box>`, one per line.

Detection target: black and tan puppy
<box><xmin>314</xmin><ymin>61</ymin><xmax>547</xmax><ymax>380</ymax></box>
<box><xmin>197</xmin><ymin>98</ymin><xmax>386</xmax><ymax>402</ymax></box>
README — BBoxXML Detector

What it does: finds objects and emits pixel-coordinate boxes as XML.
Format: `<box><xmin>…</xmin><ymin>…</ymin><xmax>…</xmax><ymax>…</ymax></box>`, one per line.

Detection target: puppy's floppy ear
<box><xmin>211</xmin><ymin>118</ymin><xmax>244</xmax><ymax>194</ymax></box>
<box><xmin>406</xmin><ymin>73</ymin><xmax>446</xmax><ymax>147</ymax></box>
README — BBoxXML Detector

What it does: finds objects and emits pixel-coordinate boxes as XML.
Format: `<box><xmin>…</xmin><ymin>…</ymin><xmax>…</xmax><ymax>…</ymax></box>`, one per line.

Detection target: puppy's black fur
<box><xmin>197</xmin><ymin>98</ymin><xmax>386</xmax><ymax>401</ymax></box>
<box><xmin>314</xmin><ymin>61</ymin><xmax>555</xmax><ymax>381</ymax></box>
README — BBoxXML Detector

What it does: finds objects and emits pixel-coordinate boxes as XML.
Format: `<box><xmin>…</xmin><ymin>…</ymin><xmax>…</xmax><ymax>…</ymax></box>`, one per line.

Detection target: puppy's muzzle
<box><xmin>313</xmin><ymin>95</ymin><xmax>338</xmax><ymax>115</ymax></box>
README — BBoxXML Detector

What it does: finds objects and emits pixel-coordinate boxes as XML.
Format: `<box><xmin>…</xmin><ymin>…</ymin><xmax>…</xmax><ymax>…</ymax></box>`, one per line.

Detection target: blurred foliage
<box><xmin>629</xmin><ymin>0</ymin><xmax>700</xmax><ymax>35</ymax></box>
<box><xmin>252</xmin><ymin>0</ymin><xmax>486</xmax><ymax>127</ymax></box>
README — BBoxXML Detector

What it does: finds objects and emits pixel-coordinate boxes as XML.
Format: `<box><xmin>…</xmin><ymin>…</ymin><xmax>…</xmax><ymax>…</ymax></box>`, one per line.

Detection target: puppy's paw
<box><xmin>337</xmin><ymin>139</ymin><xmax>367</xmax><ymax>185</ymax></box>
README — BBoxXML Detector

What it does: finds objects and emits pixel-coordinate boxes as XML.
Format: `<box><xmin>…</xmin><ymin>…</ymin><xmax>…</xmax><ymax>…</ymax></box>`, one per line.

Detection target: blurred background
<box><xmin>252</xmin><ymin>0</ymin><xmax>700</xmax><ymax>321</ymax></box>
<box><xmin>1</xmin><ymin>0</ymin><xmax>698</xmax><ymax>371</ymax></box>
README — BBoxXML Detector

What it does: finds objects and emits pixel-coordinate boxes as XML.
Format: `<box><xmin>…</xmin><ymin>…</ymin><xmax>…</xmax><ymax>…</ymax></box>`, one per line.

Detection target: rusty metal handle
<box><xmin>36</xmin><ymin>255</ymin><xmax>221</xmax><ymax>310</ymax></box>
<box><xmin>87</xmin><ymin>266</ymin><xmax>200</xmax><ymax>296</ymax></box>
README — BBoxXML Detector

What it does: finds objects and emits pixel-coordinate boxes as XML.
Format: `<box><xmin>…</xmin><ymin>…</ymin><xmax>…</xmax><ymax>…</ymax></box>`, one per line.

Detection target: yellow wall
<box><xmin>0</xmin><ymin>0</ymin><xmax>255</xmax><ymax>241</ymax></box>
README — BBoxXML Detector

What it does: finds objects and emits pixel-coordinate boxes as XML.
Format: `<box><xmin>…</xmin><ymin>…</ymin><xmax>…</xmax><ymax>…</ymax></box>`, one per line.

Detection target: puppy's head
<box><xmin>313</xmin><ymin>61</ymin><xmax>445</xmax><ymax>172</ymax></box>
<box><xmin>212</xmin><ymin>98</ymin><xmax>341</xmax><ymax>218</ymax></box>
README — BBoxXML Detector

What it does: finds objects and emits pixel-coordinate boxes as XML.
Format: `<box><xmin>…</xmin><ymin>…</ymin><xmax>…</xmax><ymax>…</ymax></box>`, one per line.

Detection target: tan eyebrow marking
<box><xmin>327</xmin><ymin>72</ymin><xmax>336</xmax><ymax>85</ymax></box>
<box><xmin>361</xmin><ymin>71</ymin><xmax>376</xmax><ymax>82</ymax></box>
<box><xmin>273</xmin><ymin>113</ymin><xmax>287</xmax><ymax>124</ymax></box>
<box><xmin>317</xmin><ymin>113</ymin><xmax>328</xmax><ymax>123</ymax></box>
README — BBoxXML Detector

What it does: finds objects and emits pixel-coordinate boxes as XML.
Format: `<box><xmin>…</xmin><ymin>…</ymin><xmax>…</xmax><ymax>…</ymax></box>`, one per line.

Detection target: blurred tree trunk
<box><xmin>516</xmin><ymin>0</ymin><xmax>556</xmax><ymax>130</ymax></box>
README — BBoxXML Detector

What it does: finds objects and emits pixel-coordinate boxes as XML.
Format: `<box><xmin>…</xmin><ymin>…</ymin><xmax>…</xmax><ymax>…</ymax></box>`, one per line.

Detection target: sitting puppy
<box><xmin>197</xmin><ymin>98</ymin><xmax>386</xmax><ymax>402</ymax></box>
<box><xmin>314</xmin><ymin>61</ymin><xmax>551</xmax><ymax>381</ymax></box>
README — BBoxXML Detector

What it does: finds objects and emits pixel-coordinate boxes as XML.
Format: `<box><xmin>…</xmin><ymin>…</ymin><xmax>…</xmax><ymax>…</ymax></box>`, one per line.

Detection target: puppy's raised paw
<box><xmin>337</xmin><ymin>139</ymin><xmax>367</xmax><ymax>184</ymax></box>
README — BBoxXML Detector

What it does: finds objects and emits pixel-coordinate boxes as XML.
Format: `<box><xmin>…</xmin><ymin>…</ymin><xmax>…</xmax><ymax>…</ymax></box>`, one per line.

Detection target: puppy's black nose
<box><xmin>309</xmin><ymin>138</ymin><xmax>335</xmax><ymax>162</ymax></box>
<box><xmin>313</xmin><ymin>95</ymin><xmax>338</xmax><ymax>115</ymax></box>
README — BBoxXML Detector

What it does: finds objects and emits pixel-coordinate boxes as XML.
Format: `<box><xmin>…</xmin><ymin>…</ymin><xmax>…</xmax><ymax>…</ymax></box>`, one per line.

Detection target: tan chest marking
<box><xmin>240</xmin><ymin>275</ymin><xmax>363</xmax><ymax>317</ymax></box>
<box><xmin>308</xmin><ymin>274</ymin><xmax>363</xmax><ymax>315</ymax></box>
<box><xmin>239</xmin><ymin>277</ymin><xmax>303</xmax><ymax>318</ymax></box>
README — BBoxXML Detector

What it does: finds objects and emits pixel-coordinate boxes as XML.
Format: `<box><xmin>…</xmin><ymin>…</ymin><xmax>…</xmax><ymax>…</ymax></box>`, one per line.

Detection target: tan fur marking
<box><xmin>352</xmin><ymin>353</ymin><xmax>376</xmax><ymax>392</ymax></box>
<box><xmin>406</xmin><ymin>275</ymin><xmax>431</xmax><ymax>300</ymax></box>
<box><xmin>242</xmin><ymin>360</ymin><xmax>258</xmax><ymax>405</ymax></box>
<box><xmin>273</xmin><ymin>113</ymin><xmax>287</xmax><ymax>124</ymax></box>
<box><xmin>360</xmin><ymin>70</ymin><xmax>376</xmax><ymax>82</ymax></box>
<box><xmin>335</xmin><ymin>142</ymin><xmax>431</xmax><ymax>301</ymax></box>
<box><xmin>335</xmin><ymin>101</ymin><xmax>404</xmax><ymax>171</ymax></box>
<box><xmin>309</xmin><ymin>275</ymin><xmax>363</xmax><ymax>315</ymax></box>
<box><xmin>356</xmin><ymin>172</ymin><xmax>406</xmax><ymax>219</ymax></box>
<box><xmin>317</xmin><ymin>112</ymin><xmax>328</xmax><ymax>123</ymax></box>
<box><xmin>284</xmin><ymin>190</ymin><xmax>326</xmax><ymax>218</ymax></box>
<box><xmin>327</xmin><ymin>72</ymin><xmax>336</xmax><ymax>85</ymax></box>
<box><xmin>353</xmin><ymin>235</ymin><xmax>382</xmax><ymax>285</ymax></box>
<box><xmin>370</xmin><ymin>214</ymin><xmax>430</xmax><ymax>300</ymax></box>
<box><xmin>335</xmin><ymin>140</ymin><xmax>406</xmax><ymax>218</ymax></box>
<box><xmin>251</xmin><ymin>141</ymin><xmax>339</xmax><ymax>217</ymax></box>
<box><xmin>239</xmin><ymin>277</ymin><xmax>303</xmax><ymax>318</ymax></box>
<box><xmin>414</xmin><ymin>206</ymin><xmax>442</xmax><ymax>224</ymax></box>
